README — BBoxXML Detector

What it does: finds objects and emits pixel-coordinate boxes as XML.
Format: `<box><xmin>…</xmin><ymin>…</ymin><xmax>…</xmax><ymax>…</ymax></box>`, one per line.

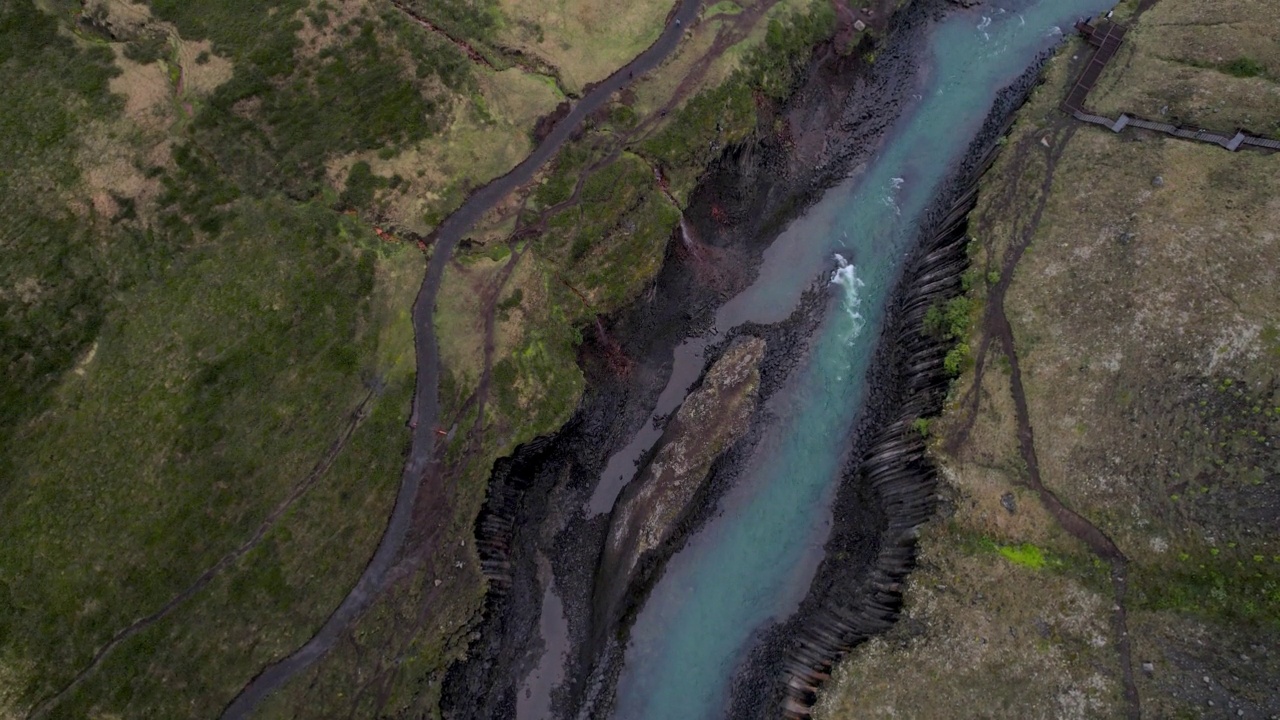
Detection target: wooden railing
<box><xmin>1061</xmin><ymin>20</ymin><xmax>1279</xmax><ymax>152</ymax></box>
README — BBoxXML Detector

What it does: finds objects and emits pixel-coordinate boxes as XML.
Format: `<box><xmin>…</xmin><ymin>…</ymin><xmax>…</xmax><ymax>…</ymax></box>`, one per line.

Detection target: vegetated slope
<box><xmin>0</xmin><ymin>0</ymin><xmax>858</xmax><ymax>716</ymax></box>
<box><xmin>1087</xmin><ymin>0</ymin><xmax>1280</xmax><ymax>137</ymax></box>
<box><xmin>1</xmin><ymin>0</ymin><xmax>443</xmax><ymax>715</ymax></box>
<box><xmin>0</xmin><ymin>0</ymin><xmax>126</xmax><ymax>473</ymax></box>
<box><xmin>1</xmin><ymin>0</ymin><xmax>540</xmax><ymax>716</ymax></box>
<box><xmin>262</xmin><ymin>1</ymin><xmax>860</xmax><ymax>715</ymax></box>
<box><xmin>817</xmin><ymin>0</ymin><xmax>1279</xmax><ymax>717</ymax></box>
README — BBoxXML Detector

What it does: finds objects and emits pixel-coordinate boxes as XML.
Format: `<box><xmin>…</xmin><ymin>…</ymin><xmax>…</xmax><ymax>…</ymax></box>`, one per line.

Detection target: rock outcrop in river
<box><xmin>442</xmin><ymin>1</ymin><xmax>945</xmax><ymax>715</ymax></box>
<box><xmin>595</xmin><ymin>336</ymin><xmax>766</xmax><ymax>637</ymax></box>
<box><xmin>727</xmin><ymin>52</ymin><xmax>1060</xmax><ymax>720</ymax></box>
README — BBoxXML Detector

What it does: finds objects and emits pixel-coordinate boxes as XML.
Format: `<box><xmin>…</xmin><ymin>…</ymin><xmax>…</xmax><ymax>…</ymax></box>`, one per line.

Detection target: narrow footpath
<box><xmin>27</xmin><ymin>388</ymin><xmax>381</xmax><ymax>720</ymax></box>
<box><xmin>218</xmin><ymin>1</ymin><xmax>704</xmax><ymax>716</ymax></box>
<box><xmin>1062</xmin><ymin>18</ymin><xmax>1280</xmax><ymax>152</ymax></box>
<box><xmin>968</xmin><ymin>118</ymin><xmax>1142</xmax><ymax>720</ymax></box>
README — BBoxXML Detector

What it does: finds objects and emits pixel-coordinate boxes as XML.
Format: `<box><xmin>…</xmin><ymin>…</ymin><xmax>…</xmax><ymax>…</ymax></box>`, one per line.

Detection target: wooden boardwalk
<box><xmin>1061</xmin><ymin>20</ymin><xmax>1127</xmax><ymax>114</ymax></box>
<box><xmin>1061</xmin><ymin>19</ymin><xmax>1280</xmax><ymax>152</ymax></box>
<box><xmin>1070</xmin><ymin>110</ymin><xmax>1280</xmax><ymax>151</ymax></box>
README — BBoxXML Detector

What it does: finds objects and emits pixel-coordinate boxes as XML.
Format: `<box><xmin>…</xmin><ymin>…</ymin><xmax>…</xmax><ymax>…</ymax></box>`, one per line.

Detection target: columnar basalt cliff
<box><xmin>774</xmin><ymin>214</ymin><xmax>968</xmax><ymax>719</ymax></box>
<box><xmin>440</xmin><ymin>2</ymin><xmax>1000</xmax><ymax>717</ymax></box>
<box><xmin>725</xmin><ymin>55</ymin><xmax>1059</xmax><ymax>720</ymax></box>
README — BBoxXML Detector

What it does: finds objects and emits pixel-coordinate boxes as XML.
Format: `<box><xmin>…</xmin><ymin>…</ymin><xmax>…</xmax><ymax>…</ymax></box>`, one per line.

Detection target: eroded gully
<box><xmin>479</xmin><ymin>2</ymin><xmax>1125</xmax><ymax>719</ymax></box>
<box><xmin>217</xmin><ymin>1</ymin><xmax>704</xmax><ymax>716</ymax></box>
<box><xmin>610</xmin><ymin>6</ymin><xmax>1121</xmax><ymax>717</ymax></box>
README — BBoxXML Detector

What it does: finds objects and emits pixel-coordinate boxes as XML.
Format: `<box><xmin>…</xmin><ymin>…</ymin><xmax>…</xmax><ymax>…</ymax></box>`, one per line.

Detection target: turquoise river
<box><xmin>611</xmin><ymin>0</ymin><xmax>1116</xmax><ymax>717</ymax></box>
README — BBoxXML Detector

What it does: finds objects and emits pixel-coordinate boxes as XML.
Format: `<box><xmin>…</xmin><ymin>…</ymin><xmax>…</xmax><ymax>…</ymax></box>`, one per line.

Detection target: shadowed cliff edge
<box><xmin>729</xmin><ymin>52</ymin><xmax>1061</xmax><ymax>719</ymax></box>
<box><xmin>437</xmin><ymin>2</ymin><xmax>1063</xmax><ymax>718</ymax></box>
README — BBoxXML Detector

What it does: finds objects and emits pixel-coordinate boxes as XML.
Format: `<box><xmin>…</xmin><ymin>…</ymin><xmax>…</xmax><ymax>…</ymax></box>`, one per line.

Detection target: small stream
<box><xmin>603</xmin><ymin>1</ymin><xmax>1115</xmax><ymax>718</ymax></box>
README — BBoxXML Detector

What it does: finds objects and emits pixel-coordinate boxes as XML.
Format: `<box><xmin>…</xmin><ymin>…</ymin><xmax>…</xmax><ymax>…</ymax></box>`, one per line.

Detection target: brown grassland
<box><xmin>818</xmin><ymin>0</ymin><xmax>1280</xmax><ymax>716</ymax></box>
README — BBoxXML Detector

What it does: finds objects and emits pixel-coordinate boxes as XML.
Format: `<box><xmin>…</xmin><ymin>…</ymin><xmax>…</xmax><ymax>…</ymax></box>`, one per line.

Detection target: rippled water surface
<box><xmin>611</xmin><ymin>2</ymin><xmax>1116</xmax><ymax>717</ymax></box>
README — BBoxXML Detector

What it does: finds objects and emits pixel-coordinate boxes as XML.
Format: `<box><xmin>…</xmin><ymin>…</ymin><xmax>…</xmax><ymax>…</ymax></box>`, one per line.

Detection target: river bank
<box><xmin>441</xmin><ymin>0</ymin><xmax>950</xmax><ymax>716</ymax></box>
<box><xmin>728</xmin><ymin>52</ymin><xmax>1056</xmax><ymax>719</ymax></box>
<box><xmin>818</xmin><ymin>0</ymin><xmax>1280</xmax><ymax>714</ymax></box>
<box><xmin>445</xmin><ymin>0</ymin><xmax>1149</xmax><ymax>714</ymax></box>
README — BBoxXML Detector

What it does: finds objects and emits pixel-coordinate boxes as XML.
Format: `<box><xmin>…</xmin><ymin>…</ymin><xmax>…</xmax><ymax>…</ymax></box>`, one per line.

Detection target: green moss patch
<box><xmin>996</xmin><ymin>543</ymin><xmax>1050</xmax><ymax>570</ymax></box>
<box><xmin>1133</xmin><ymin>549</ymin><xmax>1280</xmax><ymax>629</ymax></box>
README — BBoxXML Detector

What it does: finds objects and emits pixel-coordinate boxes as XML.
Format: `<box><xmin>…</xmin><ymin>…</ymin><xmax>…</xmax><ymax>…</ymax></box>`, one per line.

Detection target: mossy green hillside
<box><xmin>0</xmin><ymin>0</ymin><xmax>434</xmax><ymax>715</ymax></box>
<box><xmin>0</xmin><ymin>197</ymin><xmax>418</xmax><ymax>716</ymax></box>
<box><xmin>1133</xmin><ymin>548</ymin><xmax>1280</xmax><ymax>630</ymax></box>
<box><xmin>166</xmin><ymin>1</ymin><xmax>470</xmax><ymax>206</ymax></box>
<box><xmin>0</xmin><ymin>0</ymin><xmax>126</xmax><ymax>454</ymax></box>
<box><xmin>638</xmin><ymin>0</ymin><xmax>836</xmax><ymax>197</ymax></box>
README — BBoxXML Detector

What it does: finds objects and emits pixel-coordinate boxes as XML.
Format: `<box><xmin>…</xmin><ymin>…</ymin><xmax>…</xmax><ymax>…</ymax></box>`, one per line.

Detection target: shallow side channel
<box><xmin>438</xmin><ymin>6</ymin><xmax>929</xmax><ymax>715</ymax></box>
<box><xmin>611</xmin><ymin>2</ymin><xmax>1117</xmax><ymax>719</ymax></box>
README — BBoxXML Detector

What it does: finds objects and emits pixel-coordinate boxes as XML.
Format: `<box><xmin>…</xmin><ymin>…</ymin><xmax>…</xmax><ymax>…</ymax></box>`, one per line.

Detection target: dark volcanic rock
<box><xmin>594</xmin><ymin>336</ymin><xmax>764</xmax><ymax>644</ymax></box>
<box><xmin>727</xmin><ymin>48</ymin><xmax>1063</xmax><ymax>720</ymax></box>
<box><xmin>1001</xmin><ymin>492</ymin><xmax>1017</xmax><ymax>513</ymax></box>
<box><xmin>441</xmin><ymin>1</ymin><xmax>967</xmax><ymax>718</ymax></box>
